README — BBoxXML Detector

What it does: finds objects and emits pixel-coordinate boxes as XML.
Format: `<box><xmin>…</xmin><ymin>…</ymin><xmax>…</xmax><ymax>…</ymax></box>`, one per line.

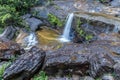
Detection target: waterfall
<box><xmin>24</xmin><ymin>32</ymin><xmax>38</xmax><ymax>50</ymax></box>
<box><xmin>113</xmin><ymin>25</ymin><xmax>120</xmax><ymax>32</ymax></box>
<box><xmin>59</xmin><ymin>13</ymin><xmax>74</xmax><ymax>42</ymax></box>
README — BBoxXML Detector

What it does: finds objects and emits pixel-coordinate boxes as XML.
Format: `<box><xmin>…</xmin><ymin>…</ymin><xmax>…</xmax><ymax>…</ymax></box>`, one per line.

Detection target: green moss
<box><xmin>76</xmin><ymin>18</ymin><xmax>93</xmax><ymax>41</ymax></box>
<box><xmin>0</xmin><ymin>27</ymin><xmax>4</xmax><ymax>34</ymax></box>
<box><xmin>48</xmin><ymin>13</ymin><xmax>63</xmax><ymax>27</ymax></box>
<box><xmin>32</xmin><ymin>71</ymin><xmax>48</xmax><ymax>80</ymax></box>
<box><xmin>0</xmin><ymin>62</ymin><xmax>11</xmax><ymax>79</ymax></box>
<box><xmin>54</xmin><ymin>5</ymin><xmax>61</xmax><ymax>10</ymax></box>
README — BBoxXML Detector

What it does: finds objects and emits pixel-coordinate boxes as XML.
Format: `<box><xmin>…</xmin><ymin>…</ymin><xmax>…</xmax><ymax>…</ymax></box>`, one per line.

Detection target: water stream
<box><xmin>24</xmin><ymin>32</ymin><xmax>38</xmax><ymax>50</ymax></box>
<box><xmin>59</xmin><ymin>13</ymin><xmax>74</xmax><ymax>42</ymax></box>
<box><xmin>113</xmin><ymin>25</ymin><xmax>120</xmax><ymax>32</ymax></box>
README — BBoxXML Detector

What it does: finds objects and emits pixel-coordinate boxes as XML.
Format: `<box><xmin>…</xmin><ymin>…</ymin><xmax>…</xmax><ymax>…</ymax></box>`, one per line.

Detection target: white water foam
<box><xmin>24</xmin><ymin>32</ymin><xmax>38</xmax><ymax>50</ymax></box>
<box><xmin>59</xmin><ymin>13</ymin><xmax>74</xmax><ymax>42</ymax></box>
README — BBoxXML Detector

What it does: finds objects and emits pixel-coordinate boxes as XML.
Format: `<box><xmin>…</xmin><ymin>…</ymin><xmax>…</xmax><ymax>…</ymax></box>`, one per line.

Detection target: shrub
<box><xmin>48</xmin><ymin>13</ymin><xmax>63</xmax><ymax>27</ymax></box>
<box><xmin>32</xmin><ymin>71</ymin><xmax>48</xmax><ymax>80</ymax></box>
<box><xmin>0</xmin><ymin>0</ymin><xmax>39</xmax><ymax>28</ymax></box>
<box><xmin>76</xmin><ymin>19</ymin><xmax>93</xmax><ymax>41</ymax></box>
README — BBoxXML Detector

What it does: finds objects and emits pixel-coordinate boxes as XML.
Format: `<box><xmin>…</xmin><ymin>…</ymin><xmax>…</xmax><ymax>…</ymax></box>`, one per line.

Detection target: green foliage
<box><xmin>76</xmin><ymin>19</ymin><xmax>93</xmax><ymax>41</ymax></box>
<box><xmin>0</xmin><ymin>27</ymin><xmax>4</xmax><ymax>34</ymax></box>
<box><xmin>0</xmin><ymin>62</ymin><xmax>11</xmax><ymax>79</ymax></box>
<box><xmin>33</xmin><ymin>71</ymin><xmax>48</xmax><ymax>80</ymax></box>
<box><xmin>0</xmin><ymin>5</ymin><xmax>20</xmax><ymax>27</ymax></box>
<box><xmin>0</xmin><ymin>0</ymin><xmax>39</xmax><ymax>27</ymax></box>
<box><xmin>48</xmin><ymin>13</ymin><xmax>63</xmax><ymax>27</ymax></box>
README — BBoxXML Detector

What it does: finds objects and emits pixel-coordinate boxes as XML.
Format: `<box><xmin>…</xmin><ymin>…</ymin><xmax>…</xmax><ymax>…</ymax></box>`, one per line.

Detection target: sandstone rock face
<box><xmin>0</xmin><ymin>41</ymin><xmax>22</xmax><ymax>61</ymax></box>
<box><xmin>44</xmin><ymin>40</ymin><xmax>120</xmax><ymax>78</ymax></box>
<box><xmin>3</xmin><ymin>47</ymin><xmax>46</xmax><ymax>80</ymax></box>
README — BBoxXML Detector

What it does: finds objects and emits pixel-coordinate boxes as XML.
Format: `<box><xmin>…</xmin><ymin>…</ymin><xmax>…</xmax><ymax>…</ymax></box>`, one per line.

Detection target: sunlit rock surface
<box><xmin>44</xmin><ymin>40</ymin><xmax>120</xmax><ymax>78</ymax></box>
<box><xmin>0</xmin><ymin>40</ymin><xmax>23</xmax><ymax>61</ymax></box>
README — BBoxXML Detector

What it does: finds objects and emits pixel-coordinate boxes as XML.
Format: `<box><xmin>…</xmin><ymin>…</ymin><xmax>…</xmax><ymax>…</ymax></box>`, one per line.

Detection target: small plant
<box><xmin>0</xmin><ymin>62</ymin><xmax>11</xmax><ymax>79</ymax></box>
<box><xmin>48</xmin><ymin>13</ymin><xmax>63</xmax><ymax>27</ymax></box>
<box><xmin>32</xmin><ymin>71</ymin><xmax>48</xmax><ymax>80</ymax></box>
<box><xmin>76</xmin><ymin>19</ymin><xmax>93</xmax><ymax>41</ymax></box>
<box><xmin>0</xmin><ymin>27</ymin><xmax>4</xmax><ymax>34</ymax></box>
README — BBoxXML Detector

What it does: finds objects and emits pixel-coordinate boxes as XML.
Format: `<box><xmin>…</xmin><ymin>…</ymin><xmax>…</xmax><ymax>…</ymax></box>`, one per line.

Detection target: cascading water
<box><xmin>113</xmin><ymin>25</ymin><xmax>120</xmax><ymax>32</ymax></box>
<box><xmin>59</xmin><ymin>13</ymin><xmax>74</xmax><ymax>42</ymax></box>
<box><xmin>24</xmin><ymin>32</ymin><xmax>38</xmax><ymax>50</ymax></box>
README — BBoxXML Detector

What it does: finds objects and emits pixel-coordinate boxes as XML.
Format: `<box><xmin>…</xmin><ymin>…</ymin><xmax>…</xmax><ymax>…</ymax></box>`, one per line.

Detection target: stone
<box><xmin>25</xmin><ymin>17</ymin><xmax>43</xmax><ymax>31</ymax></box>
<box><xmin>79</xmin><ymin>76</ymin><xmax>95</xmax><ymax>80</ymax></box>
<box><xmin>3</xmin><ymin>46</ymin><xmax>46</xmax><ymax>80</ymax></box>
<box><xmin>0</xmin><ymin>41</ymin><xmax>23</xmax><ymax>61</ymax></box>
<box><xmin>48</xmin><ymin>76</ymin><xmax>72</xmax><ymax>80</ymax></box>
<box><xmin>21</xmin><ymin>14</ymin><xmax>31</xmax><ymax>20</ymax></box>
<box><xmin>16</xmin><ymin>29</ymin><xmax>29</xmax><ymax>45</ymax></box>
<box><xmin>73</xmin><ymin>12</ymin><xmax>120</xmax><ymax>43</ymax></box>
<box><xmin>97</xmin><ymin>33</ymin><xmax>120</xmax><ymax>42</ymax></box>
<box><xmin>0</xmin><ymin>26</ymin><xmax>17</xmax><ymax>41</ymax></box>
<box><xmin>111</xmin><ymin>0</ymin><xmax>120</xmax><ymax>7</ymax></box>
<box><xmin>31</xmin><ymin>7</ymin><xmax>49</xmax><ymax>19</ymax></box>
<box><xmin>102</xmin><ymin>74</ymin><xmax>114</xmax><ymax>80</ymax></box>
<box><xmin>114</xmin><ymin>63</ymin><xmax>120</xmax><ymax>80</ymax></box>
<box><xmin>44</xmin><ymin>40</ymin><xmax>119</xmax><ymax>78</ymax></box>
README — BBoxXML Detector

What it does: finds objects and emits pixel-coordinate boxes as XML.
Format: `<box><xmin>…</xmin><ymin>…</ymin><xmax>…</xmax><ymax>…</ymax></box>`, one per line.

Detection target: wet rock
<box><xmin>25</xmin><ymin>17</ymin><xmax>43</xmax><ymax>31</ymax></box>
<box><xmin>31</xmin><ymin>7</ymin><xmax>49</xmax><ymax>19</ymax></box>
<box><xmin>21</xmin><ymin>14</ymin><xmax>31</xmax><ymax>20</ymax></box>
<box><xmin>44</xmin><ymin>40</ymin><xmax>119</xmax><ymax>78</ymax></box>
<box><xmin>48</xmin><ymin>76</ymin><xmax>72</xmax><ymax>80</ymax></box>
<box><xmin>102</xmin><ymin>74</ymin><xmax>114</xmax><ymax>80</ymax></box>
<box><xmin>16</xmin><ymin>29</ymin><xmax>29</xmax><ymax>45</ymax></box>
<box><xmin>47</xmin><ymin>0</ymin><xmax>77</xmax><ymax>20</ymax></box>
<box><xmin>97</xmin><ymin>33</ymin><xmax>120</xmax><ymax>42</ymax></box>
<box><xmin>23</xmin><ymin>32</ymin><xmax>38</xmax><ymax>50</ymax></box>
<box><xmin>114</xmin><ymin>63</ymin><xmax>120</xmax><ymax>80</ymax></box>
<box><xmin>111</xmin><ymin>0</ymin><xmax>120</xmax><ymax>7</ymax></box>
<box><xmin>3</xmin><ymin>46</ymin><xmax>46</xmax><ymax>80</ymax></box>
<box><xmin>48</xmin><ymin>75</ymin><xmax>95</xmax><ymax>80</ymax></box>
<box><xmin>73</xmin><ymin>12</ymin><xmax>120</xmax><ymax>42</ymax></box>
<box><xmin>0</xmin><ymin>26</ymin><xmax>17</xmax><ymax>41</ymax></box>
<box><xmin>0</xmin><ymin>41</ymin><xmax>23</xmax><ymax>61</ymax></box>
<box><xmin>79</xmin><ymin>76</ymin><xmax>95</xmax><ymax>80</ymax></box>
<box><xmin>44</xmin><ymin>43</ymin><xmax>89</xmax><ymax>76</ymax></box>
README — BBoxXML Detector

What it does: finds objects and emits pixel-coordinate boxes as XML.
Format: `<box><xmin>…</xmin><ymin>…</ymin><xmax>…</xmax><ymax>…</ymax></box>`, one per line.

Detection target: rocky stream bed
<box><xmin>0</xmin><ymin>0</ymin><xmax>120</xmax><ymax>80</ymax></box>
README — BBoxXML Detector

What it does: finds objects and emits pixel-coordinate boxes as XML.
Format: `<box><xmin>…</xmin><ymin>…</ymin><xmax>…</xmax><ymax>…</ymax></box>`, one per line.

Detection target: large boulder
<box><xmin>0</xmin><ymin>26</ymin><xmax>17</xmax><ymax>41</ymax></box>
<box><xmin>44</xmin><ymin>40</ymin><xmax>120</xmax><ymax>78</ymax></box>
<box><xmin>3</xmin><ymin>46</ymin><xmax>46</xmax><ymax>80</ymax></box>
<box><xmin>25</xmin><ymin>17</ymin><xmax>43</xmax><ymax>31</ymax></box>
<box><xmin>111</xmin><ymin>0</ymin><xmax>120</xmax><ymax>7</ymax></box>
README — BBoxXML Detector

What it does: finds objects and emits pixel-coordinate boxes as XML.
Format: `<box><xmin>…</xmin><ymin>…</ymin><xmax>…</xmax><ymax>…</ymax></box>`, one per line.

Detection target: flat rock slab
<box><xmin>3</xmin><ymin>47</ymin><xmax>46</xmax><ymax>80</ymax></box>
<box><xmin>0</xmin><ymin>41</ymin><xmax>23</xmax><ymax>61</ymax></box>
<box><xmin>44</xmin><ymin>40</ymin><xmax>120</xmax><ymax>78</ymax></box>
